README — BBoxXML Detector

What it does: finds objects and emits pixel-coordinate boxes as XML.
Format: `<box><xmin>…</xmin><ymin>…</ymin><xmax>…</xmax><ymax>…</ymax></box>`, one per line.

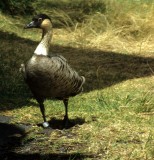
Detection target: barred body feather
<box><xmin>24</xmin><ymin>54</ymin><xmax>85</xmax><ymax>100</ymax></box>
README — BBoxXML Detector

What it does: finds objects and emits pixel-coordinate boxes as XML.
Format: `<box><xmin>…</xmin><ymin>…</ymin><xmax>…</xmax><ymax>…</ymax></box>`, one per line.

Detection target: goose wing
<box><xmin>25</xmin><ymin>54</ymin><xmax>85</xmax><ymax>99</ymax></box>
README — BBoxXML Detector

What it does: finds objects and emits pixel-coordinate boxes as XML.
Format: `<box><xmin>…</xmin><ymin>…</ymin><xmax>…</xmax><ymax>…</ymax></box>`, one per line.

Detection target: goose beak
<box><xmin>24</xmin><ymin>21</ymin><xmax>36</xmax><ymax>29</ymax></box>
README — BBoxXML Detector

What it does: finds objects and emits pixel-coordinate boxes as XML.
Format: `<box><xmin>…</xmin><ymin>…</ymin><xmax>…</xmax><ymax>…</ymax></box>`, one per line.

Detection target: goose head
<box><xmin>24</xmin><ymin>14</ymin><xmax>52</xmax><ymax>30</ymax></box>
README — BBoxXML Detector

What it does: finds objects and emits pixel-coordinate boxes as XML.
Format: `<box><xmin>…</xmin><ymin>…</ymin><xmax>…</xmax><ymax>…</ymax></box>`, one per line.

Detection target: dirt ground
<box><xmin>0</xmin><ymin>115</ymin><xmax>98</xmax><ymax>160</ymax></box>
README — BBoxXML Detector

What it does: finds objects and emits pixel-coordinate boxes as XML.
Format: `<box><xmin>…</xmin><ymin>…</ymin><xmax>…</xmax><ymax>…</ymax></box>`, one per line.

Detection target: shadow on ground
<box><xmin>48</xmin><ymin>117</ymin><xmax>85</xmax><ymax>130</ymax></box>
<box><xmin>0</xmin><ymin>116</ymin><xmax>95</xmax><ymax>160</ymax></box>
<box><xmin>0</xmin><ymin>98</ymin><xmax>38</xmax><ymax>110</ymax></box>
<box><xmin>0</xmin><ymin>30</ymin><xmax>154</xmax><ymax>110</ymax></box>
<box><xmin>37</xmin><ymin>117</ymin><xmax>85</xmax><ymax>132</ymax></box>
<box><xmin>0</xmin><ymin>121</ymin><xmax>26</xmax><ymax>159</ymax></box>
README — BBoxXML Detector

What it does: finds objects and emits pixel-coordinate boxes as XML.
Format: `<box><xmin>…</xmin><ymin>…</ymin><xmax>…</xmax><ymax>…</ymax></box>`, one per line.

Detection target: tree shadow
<box><xmin>0</xmin><ymin>98</ymin><xmax>38</xmax><ymax>111</ymax></box>
<box><xmin>51</xmin><ymin>45</ymin><xmax>154</xmax><ymax>92</ymax></box>
<box><xmin>0</xmin><ymin>30</ymin><xmax>154</xmax><ymax>110</ymax></box>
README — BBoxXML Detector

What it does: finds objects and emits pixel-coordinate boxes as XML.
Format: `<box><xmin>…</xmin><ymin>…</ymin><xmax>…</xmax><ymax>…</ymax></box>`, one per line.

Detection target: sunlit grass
<box><xmin>1</xmin><ymin>76</ymin><xmax>154</xmax><ymax>158</ymax></box>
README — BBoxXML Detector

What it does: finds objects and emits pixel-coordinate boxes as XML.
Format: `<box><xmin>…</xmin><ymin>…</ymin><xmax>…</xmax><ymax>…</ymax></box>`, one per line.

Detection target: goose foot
<box><xmin>42</xmin><ymin>121</ymin><xmax>50</xmax><ymax>128</ymax></box>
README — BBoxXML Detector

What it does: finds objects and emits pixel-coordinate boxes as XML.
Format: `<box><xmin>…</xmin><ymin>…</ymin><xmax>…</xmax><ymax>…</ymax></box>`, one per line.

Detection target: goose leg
<box><xmin>63</xmin><ymin>98</ymin><xmax>69</xmax><ymax>127</ymax></box>
<box><xmin>38</xmin><ymin>100</ymin><xmax>49</xmax><ymax>128</ymax></box>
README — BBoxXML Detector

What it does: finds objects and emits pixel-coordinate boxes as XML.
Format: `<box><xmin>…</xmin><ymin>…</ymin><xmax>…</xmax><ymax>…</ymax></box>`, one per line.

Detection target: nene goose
<box><xmin>21</xmin><ymin>14</ymin><xmax>85</xmax><ymax>128</ymax></box>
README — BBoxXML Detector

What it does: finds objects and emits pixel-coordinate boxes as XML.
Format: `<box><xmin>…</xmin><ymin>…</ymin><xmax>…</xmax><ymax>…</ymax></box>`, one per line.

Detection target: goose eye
<box><xmin>38</xmin><ymin>18</ymin><xmax>42</xmax><ymax>22</ymax></box>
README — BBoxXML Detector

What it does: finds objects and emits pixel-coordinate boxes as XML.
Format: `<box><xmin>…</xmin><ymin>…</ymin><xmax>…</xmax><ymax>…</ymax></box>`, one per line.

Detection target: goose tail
<box><xmin>81</xmin><ymin>76</ymin><xmax>86</xmax><ymax>87</ymax></box>
<box><xmin>76</xmin><ymin>76</ymin><xmax>86</xmax><ymax>95</ymax></box>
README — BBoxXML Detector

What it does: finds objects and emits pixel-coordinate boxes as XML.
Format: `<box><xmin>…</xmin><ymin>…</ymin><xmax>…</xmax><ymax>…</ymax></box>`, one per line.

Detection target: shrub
<box><xmin>0</xmin><ymin>0</ymin><xmax>35</xmax><ymax>15</ymax></box>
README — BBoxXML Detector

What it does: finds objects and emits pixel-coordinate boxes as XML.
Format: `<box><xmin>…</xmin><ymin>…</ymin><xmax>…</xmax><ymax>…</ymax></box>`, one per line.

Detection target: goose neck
<box><xmin>34</xmin><ymin>28</ymin><xmax>52</xmax><ymax>56</ymax></box>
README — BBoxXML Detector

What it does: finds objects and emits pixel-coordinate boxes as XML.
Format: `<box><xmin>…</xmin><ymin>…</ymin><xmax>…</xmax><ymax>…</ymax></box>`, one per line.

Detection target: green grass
<box><xmin>2</xmin><ymin>78</ymin><xmax>154</xmax><ymax>159</ymax></box>
<box><xmin>0</xmin><ymin>0</ymin><xmax>154</xmax><ymax>159</ymax></box>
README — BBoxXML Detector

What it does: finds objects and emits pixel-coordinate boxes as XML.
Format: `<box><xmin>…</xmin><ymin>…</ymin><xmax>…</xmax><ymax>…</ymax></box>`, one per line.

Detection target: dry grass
<box><xmin>51</xmin><ymin>1</ymin><xmax>154</xmax><ymax>55</ymax></box>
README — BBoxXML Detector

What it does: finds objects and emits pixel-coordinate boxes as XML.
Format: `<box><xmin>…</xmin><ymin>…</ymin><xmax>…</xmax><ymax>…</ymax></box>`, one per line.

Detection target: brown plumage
<box><xmin>21</xmin><ymin>14</ymin><xmax>85</xmax><ymax>128</ymax></box>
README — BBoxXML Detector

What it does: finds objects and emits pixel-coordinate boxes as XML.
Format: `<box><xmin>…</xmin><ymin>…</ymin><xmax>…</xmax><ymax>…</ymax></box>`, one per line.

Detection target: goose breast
<box><xmin>25</xmin><ymin>54</ymin><xmax>83</xmax><ymax>99</ymax></box>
